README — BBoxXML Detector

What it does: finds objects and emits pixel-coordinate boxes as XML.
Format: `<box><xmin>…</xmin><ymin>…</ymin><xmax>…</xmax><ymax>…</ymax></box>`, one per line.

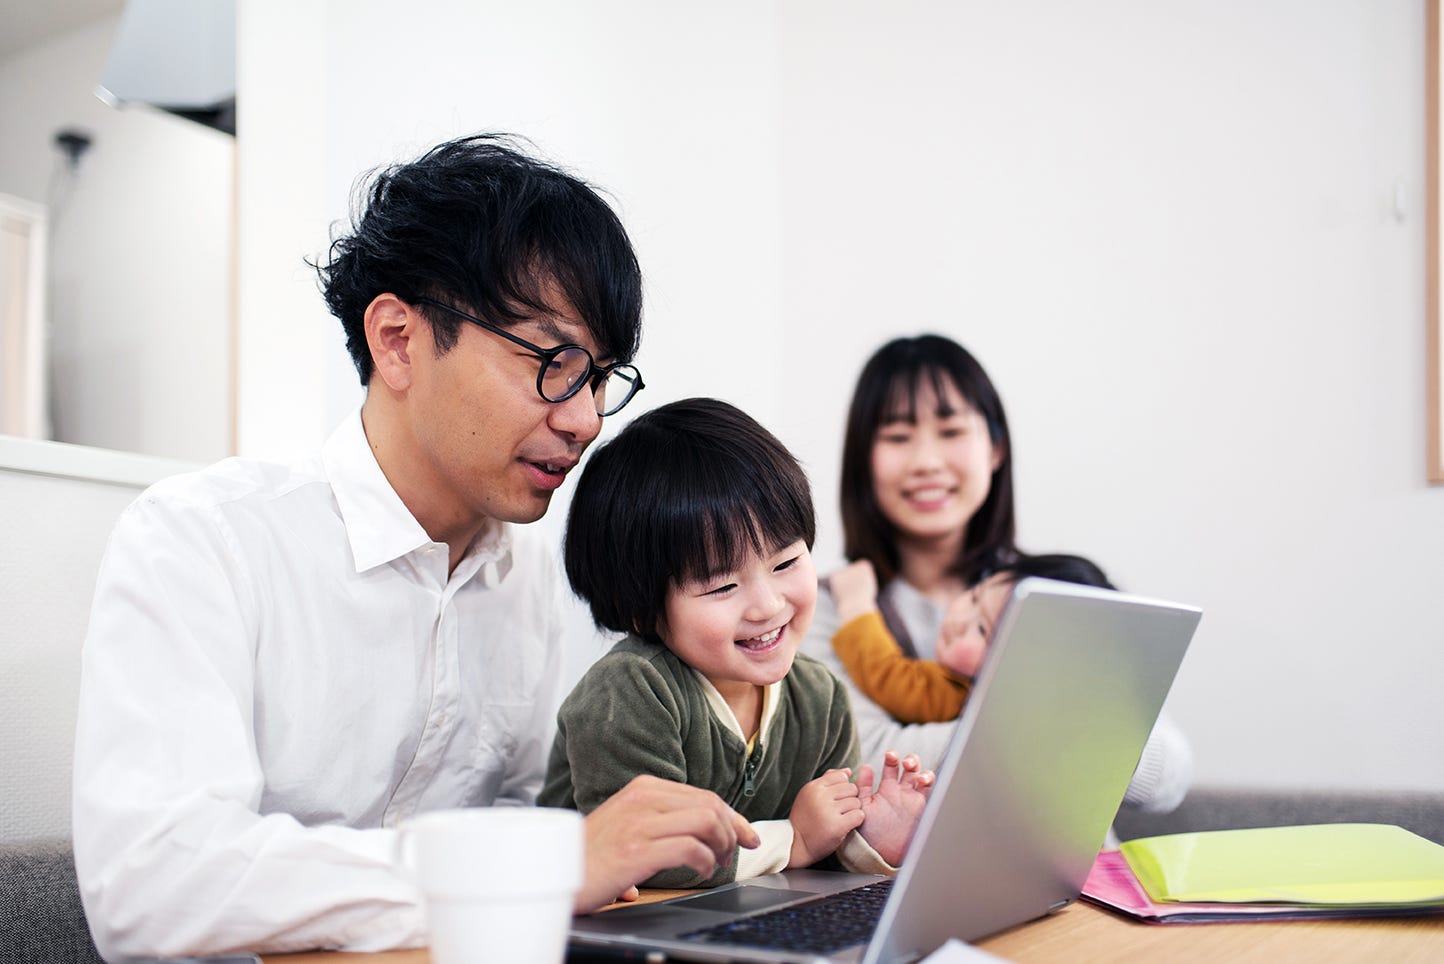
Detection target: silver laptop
<box><xmin>568</xmin><ymin>577</ymin><xmax>1201</xmax><ymax>963</ymax></box>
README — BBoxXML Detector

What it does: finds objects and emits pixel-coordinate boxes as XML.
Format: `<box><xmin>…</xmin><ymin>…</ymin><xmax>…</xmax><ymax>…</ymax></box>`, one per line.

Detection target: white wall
<box><xmin>0</xmin><ymin>440</ymin><xmax>193</xmax><ymax>841</ymax></box>
<box><xmin>237</xmin><ymin>0</ymin><xmax>1444</xmax><ymax>794</ymax></box>
<box><xmin>0</xmin><ymin>14</ymin><xmax>233</xmax><ymax>463</ymax></box>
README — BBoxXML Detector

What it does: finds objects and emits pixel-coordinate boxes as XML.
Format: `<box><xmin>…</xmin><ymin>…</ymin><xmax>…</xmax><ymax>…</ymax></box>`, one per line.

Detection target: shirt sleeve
<box><xmin>735</xmin><ymin>819</ymin><xmax>794</xmax><ymax>879</ymax></box>
<box><xmin>72</xmin><ymin>495</ymin><xmax>425</xmax><ymax>960</ymax></box>
<box><xmin>831</xmin><ymin>612</ymin><xmax>971</xmax><ymax>724</ymax></box>
<box><xmin>1119</xmin><ymin>710</ymin><xmax>1193</xmax><ymax>814</ymax></box>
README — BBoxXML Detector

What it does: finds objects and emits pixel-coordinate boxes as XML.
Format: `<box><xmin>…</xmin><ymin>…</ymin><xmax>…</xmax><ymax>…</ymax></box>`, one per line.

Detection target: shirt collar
<box><xmin>695</xmin><ymin>670</ymin><xmax>783</xmax><ymax>748</ymax></box>
<box><xmin>322</xmin><ymin>409</ymin><xmax>513</xmax><ymax>575</ymax></box>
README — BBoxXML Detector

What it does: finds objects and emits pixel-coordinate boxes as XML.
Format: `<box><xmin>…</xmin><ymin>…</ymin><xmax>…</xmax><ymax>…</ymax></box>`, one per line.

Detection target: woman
<box><xmin>802</xmin><ymin>334</ymin><xmax>1191</xmax><ymax>814</ymax></box>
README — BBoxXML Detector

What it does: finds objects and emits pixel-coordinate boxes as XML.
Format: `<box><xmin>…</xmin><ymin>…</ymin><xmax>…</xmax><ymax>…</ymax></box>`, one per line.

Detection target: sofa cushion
<box><xmin>1113</xmin><ymin>787</ymin><xmax>1444</xmax><ymax>847</ymax></box>
<box><xmin>0</xmin><ymin>837</ymin><xmax>104</xmax><ymax>964</ymax></box>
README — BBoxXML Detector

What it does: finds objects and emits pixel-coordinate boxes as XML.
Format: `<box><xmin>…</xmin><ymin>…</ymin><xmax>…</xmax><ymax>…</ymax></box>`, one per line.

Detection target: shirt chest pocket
<box><xmin>468</xmin><ymin>699</ymin><xmax>532</xmax><ymax>759</ymax></box>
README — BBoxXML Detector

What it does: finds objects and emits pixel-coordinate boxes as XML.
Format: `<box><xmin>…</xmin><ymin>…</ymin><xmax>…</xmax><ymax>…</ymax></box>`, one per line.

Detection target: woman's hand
<box><xmin>830</xmin><ymin>560</ymin><xmax>880</xmax><ymax>624</ymax></box>
<box><xmin>787</xmin><ymin>768</ymin><xmax>865</xmax><ymax>868</ymax></box>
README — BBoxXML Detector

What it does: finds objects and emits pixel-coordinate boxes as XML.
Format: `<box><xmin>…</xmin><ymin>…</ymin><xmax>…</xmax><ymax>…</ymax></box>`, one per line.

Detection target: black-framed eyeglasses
<box><xmin>414</xmin><ymin>298</ymin><xmax>644</xmax><ymax>416</ymax></box>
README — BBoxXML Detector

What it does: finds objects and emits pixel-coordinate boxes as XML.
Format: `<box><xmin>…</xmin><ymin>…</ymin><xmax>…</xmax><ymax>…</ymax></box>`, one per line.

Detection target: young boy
<box><xmin>541</xmin><ymin>398</ymin><xmax>933</xmax><ymax>888</ymax></box>
<box><xmin>829</xmin><ymin>554</ymin><xmax>1114</xmax><ymax>724</ymax></box>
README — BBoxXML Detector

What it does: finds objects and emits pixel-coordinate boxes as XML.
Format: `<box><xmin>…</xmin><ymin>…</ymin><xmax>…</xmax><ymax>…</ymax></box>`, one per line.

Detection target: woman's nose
<box><xmin>906</xmin><ymin>433</ymin><xmax>944</xmax><ymax>471</ymax></box>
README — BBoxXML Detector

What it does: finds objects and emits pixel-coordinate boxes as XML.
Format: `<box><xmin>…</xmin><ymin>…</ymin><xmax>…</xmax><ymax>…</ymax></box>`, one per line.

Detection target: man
<box><xmin>72</xmin><ymin>135</ymin><xmax>757</xmax><ymax>959</ymax></box>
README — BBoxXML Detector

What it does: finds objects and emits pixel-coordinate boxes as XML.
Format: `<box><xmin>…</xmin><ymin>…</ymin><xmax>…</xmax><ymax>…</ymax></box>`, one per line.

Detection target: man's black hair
<box><xmin>565</xmin><ymin>398</ymin><xmax>815</xmax><ymax>643</ymax></box>
<box><xmin>315</xmin><ymin>133</ymin><xmax>642</xmax><ymax>384</ymax></box>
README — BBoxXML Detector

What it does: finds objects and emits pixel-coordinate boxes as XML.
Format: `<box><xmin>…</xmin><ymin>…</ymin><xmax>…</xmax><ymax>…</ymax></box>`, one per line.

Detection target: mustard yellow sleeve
<box><xmin>831</xmin><ymin>611</ymin><xmax>970</xmax><ymax>724</ymax></box>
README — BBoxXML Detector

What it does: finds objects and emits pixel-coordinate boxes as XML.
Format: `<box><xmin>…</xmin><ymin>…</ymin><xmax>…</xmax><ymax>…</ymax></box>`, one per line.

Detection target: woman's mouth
<box><xmin>904</xmin><ymin>485</ymin><xmax>954</xmax><ymax>510</ymax></box>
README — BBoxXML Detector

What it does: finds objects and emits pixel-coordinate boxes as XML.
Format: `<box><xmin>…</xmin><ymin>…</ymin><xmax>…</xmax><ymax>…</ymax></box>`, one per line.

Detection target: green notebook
<box><xmin>1119</xmin><ymin>824</ymin><xmax>1444</xmax><ymax>906</ymax></box>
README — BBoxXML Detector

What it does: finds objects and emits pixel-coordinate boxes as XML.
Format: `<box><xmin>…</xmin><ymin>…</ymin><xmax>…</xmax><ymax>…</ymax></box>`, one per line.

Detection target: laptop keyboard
<box><xmin>680</xmin><ymin>879</ymin><xmax>894</xmax><ymax>954</ymax></box>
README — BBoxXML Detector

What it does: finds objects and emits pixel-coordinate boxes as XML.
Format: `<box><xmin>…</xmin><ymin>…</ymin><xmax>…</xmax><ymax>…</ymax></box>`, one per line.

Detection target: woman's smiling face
<box><xmin>869</xmin><ymin>376</ymin><xmax>1002</xmax><ymax>550</ymax></box>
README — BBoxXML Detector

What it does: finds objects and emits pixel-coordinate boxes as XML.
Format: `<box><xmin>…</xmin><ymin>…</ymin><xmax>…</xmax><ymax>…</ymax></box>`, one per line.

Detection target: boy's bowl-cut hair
<box><xmin>565</xmin><ymin>397</ymin><xmax>816</xmax><ymax>642</ymax></box>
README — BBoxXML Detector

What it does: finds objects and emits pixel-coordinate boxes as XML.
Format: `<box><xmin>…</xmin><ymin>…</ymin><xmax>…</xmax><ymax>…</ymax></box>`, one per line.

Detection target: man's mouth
<box><xmin>522</xmin><ymin>458</ymin><xmax>576</xmax><ymax>491</ymax></box>
<box><xmin>736</xmin><ymin>626</ymin><xmax>784</xmax><ymax>652</ymax></box>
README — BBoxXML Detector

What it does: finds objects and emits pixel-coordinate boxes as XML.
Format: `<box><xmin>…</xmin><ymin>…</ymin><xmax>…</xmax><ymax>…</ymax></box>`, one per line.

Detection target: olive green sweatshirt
<box><xmin>540</xmin><ymin>634</ymin><xmax>889</xmax><ymax>887</ymax></box>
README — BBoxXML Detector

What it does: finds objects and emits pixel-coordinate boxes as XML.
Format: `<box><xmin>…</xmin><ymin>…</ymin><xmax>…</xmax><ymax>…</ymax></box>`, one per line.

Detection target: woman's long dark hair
<box><xmin>839</xmin><ymin>334</ymin><xmax>1016</xmax><ymax>587</ymax></box>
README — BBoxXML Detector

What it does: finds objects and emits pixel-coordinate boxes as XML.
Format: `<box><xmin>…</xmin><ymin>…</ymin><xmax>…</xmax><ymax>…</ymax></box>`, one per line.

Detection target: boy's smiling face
<box><xmin>658</xmin><ymin>539</ymin><xmax>818</xmax><ymax>706</ymax></box>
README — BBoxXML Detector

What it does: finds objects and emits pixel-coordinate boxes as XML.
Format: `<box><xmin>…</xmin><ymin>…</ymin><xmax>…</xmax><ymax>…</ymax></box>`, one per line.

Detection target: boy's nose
<box><xmin>743</xmin><ymin>586</ymin><xmax>786</xmax><ymax>623</ymax></box>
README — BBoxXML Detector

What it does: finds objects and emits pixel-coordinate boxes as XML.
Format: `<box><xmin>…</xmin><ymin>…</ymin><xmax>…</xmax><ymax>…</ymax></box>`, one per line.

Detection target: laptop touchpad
<box><xmin>672</xmin><ymin>887</ymin><xmax>819</xmax><ymax>914</ymax></box>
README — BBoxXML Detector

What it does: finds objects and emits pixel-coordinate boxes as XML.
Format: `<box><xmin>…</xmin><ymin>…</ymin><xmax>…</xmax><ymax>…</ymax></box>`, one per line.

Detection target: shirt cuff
<box><xmin>836</xmin><ymin>829</ymin><xmax>896</xmax><ymax>877</ymax></box>
<box><xmin>736</xmin><ymin>819</ymin><xmax>794</xmax><ymax>879</ymax></box>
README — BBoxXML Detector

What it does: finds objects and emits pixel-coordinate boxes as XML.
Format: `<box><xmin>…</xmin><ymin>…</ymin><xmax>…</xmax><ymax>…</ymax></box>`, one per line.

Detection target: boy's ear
<box><xmin>365</xmin><ymin>293</ymin><xmax>420</xmax><ymax>392</ymax></box>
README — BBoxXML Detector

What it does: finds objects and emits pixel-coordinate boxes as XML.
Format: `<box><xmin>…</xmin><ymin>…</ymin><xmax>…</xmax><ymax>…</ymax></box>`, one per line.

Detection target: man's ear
<box><xmin>364</xmin><ymin>293</ymin><xmax>420</xmax><ymax>392</ymax></box>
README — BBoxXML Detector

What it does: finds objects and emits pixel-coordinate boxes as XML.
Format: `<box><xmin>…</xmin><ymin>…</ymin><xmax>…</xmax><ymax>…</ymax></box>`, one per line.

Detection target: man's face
<box><xmin>398</xmin><ymin>279</ymin><xmax>609</xmax><ymax>530</ymax></box>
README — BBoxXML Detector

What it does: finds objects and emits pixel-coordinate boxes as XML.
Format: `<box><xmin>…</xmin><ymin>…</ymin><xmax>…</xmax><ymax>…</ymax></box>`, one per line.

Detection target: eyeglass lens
<box><xmin>539</xmin><ymin>348</ymin><xmax>641</xmax><ymax>416</ymax></box>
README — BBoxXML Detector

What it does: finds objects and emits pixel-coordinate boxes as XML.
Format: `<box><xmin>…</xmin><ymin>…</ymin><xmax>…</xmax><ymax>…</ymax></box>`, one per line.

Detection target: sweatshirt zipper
<box><xmin>742</xmin><ymin>749</ymin><xmax>761</xmax><ymax>797</ymax></box>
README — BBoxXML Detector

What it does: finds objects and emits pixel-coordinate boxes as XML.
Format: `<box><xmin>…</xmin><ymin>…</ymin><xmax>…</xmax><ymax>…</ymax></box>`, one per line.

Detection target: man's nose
<box><xmin>549</xmin><ymin>385</ymin><xmax>603</xmax><ymax>443</ymax></box>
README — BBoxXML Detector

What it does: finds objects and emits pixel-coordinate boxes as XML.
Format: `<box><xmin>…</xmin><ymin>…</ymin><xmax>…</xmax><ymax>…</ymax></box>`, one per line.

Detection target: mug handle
<box><xmin>393</xmin><ymin>824</ymin><xmax>418</xmax><ymax>880</ymax></box>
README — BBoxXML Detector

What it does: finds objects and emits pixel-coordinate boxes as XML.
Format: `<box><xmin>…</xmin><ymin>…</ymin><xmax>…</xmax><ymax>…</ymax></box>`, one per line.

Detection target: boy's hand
<box><xmin>830</xmin><ymin>560</ymin><xmax>880</xmax><ymax>624</ymax></box>
<box><xmin>855</xmin><ymin>750</ymin><xmax>934</xmax><ymax>866</ymax></box>
<box><xmin>787</xmin><ymin>768</ymin><xmax>865</xmax><ymax>868</ymax></box>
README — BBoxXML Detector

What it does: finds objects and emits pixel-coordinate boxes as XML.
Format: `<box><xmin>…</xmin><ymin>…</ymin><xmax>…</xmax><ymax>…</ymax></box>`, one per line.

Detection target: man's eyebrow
<box><xmin>526</xmin><ymin>314</ymin><xmax>610</xmax><ymax>359</ymax></box>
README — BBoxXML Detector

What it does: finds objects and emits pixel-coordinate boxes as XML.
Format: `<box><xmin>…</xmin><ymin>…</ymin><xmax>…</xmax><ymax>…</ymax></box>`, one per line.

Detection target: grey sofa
<box><xmin>1114</xmin><ymin>786</ymin><xmax>1444</xmax><ymax>846</ymax></box>
<box><xmin>0</xmin><ymin>837</ymin><xmax>104</xmax><ymax>964</ymax></box>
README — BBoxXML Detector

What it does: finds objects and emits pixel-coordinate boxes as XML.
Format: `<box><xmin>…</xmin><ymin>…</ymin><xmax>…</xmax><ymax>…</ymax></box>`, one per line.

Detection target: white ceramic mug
<box><xmin>396</xmin><ymin>807</ymin><xmax>584</xmax><ymax>964</ymax></box>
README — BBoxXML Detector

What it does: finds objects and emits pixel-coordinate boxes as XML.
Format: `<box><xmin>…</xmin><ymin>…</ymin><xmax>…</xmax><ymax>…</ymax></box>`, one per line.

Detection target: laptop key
<box><xmin>680</xmin><ymin>879</ymin><xmax>894</xmax><ymax>954</ymax></box>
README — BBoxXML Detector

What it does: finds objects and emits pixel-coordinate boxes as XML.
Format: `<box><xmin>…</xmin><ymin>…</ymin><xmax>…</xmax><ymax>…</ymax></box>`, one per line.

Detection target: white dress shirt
<box><xmin>72</xmin><ymin>411</ymin><xmax>565</xmax><ymax>960</ymax></box>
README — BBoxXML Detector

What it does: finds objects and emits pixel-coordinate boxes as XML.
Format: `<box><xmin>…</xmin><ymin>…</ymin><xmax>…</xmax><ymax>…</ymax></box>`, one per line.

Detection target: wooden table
<box><xmin>266</xmin><ymin>896</ymin><xmax>1444</xmax><ymax>963</ymax></box>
